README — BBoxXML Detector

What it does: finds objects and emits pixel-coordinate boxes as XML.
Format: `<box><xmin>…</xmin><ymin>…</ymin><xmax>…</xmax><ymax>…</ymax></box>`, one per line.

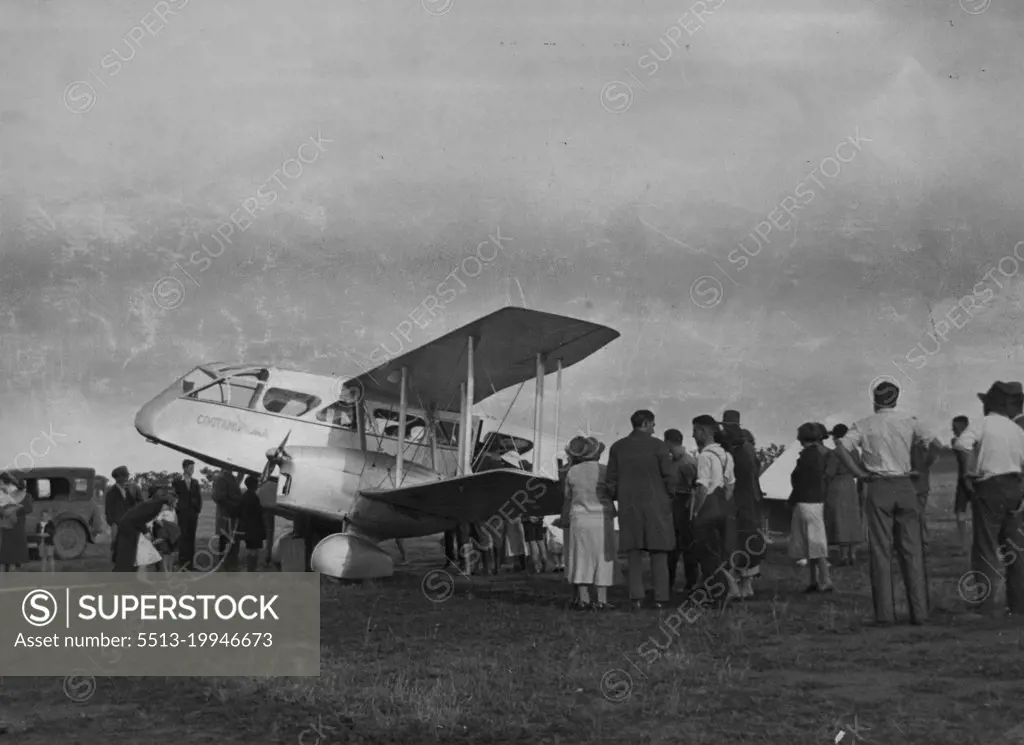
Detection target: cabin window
<box><xmin>370</xmin><ymin>408</ymin><xmax>428</xmax><ymax>440</ymax></box>
<box><xmin>317</xmin><ymin>401</ymin><xmax>357</xmax><ymax>430</ymax></box>
<box><xmin>263</xmin><ymin>388</ymin><xmax>321</xmax><ymax>417</ymax></box>
<box><xmin>75</xmin><ymin>478</ymin><xmax>88</xmax><ymax>493</ymax></box>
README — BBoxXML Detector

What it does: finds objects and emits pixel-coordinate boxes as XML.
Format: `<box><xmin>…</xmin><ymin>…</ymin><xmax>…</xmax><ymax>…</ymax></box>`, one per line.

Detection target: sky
<box><xmin>1</xmin><ymin>0</ymin><xmax>1022</xmax><ymax>476</ymax></box>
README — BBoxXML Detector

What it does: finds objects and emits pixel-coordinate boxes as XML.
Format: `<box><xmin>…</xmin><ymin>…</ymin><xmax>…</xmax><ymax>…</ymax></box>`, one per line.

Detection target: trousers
<box><xmin>628</xmin><ymin>550</ymin><xmax>670</xmax><ymax>603</ymax></box>
<box><xmin>176</xmin><ymin>512</ymin><xmax>198</xmax><ymax>570</ymax></box>
<box><xmin>970</xmin><ymin>473</ymin><xmax>1024</xmax><ymax>614</ymax></box>
<box><xmin>865</xmin><ymin>477</ymin><xmax>928</xmax><ymax>624</ymax></box>
<box><xmin>667</xmin><ymin>495</ymin><xmax>699</xmax><ymax>591</ymax></box>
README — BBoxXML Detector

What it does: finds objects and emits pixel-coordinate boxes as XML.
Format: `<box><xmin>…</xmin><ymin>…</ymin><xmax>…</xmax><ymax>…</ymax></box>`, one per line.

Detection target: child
<box><xmin>145</xmin><ymin>485</ymin><xmax>180</xmax><ymax>573</ymax></box>
<box><xmin>523</xmin><ymin>516</ymin><xmax>551</xmax><ymax>572</ymax></box>
<box><xmin>238</xmin><ymin>475</ymin><xmax>266</xmax><ymax>572</ymax></box>
<box><xmin>788</xmin><ymin>422</ymin><xmax>834</xmax><ymax>593</ymax></box>
<box><xmin>545</xmin><ymin>517</ymin><xmax>564</xmax><ymax>571</ymax></box>
<box><xmin>35</xmin><ymin>510</ymin><xmax>56</xmax><ymax>572</ymax></box>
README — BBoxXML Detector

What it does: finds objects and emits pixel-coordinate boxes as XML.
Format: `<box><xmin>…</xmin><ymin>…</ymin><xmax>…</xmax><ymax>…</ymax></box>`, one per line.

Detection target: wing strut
<box><xmin>553</xmin><ymin>358</ymin><xmax>563</xmax><ymax>471</ymax></box>
<box><xmin>463</xmin><ymin>334</ymin><xmax>475</xmax><ymax>475</ymax></box>
<box><xmin>396</xmin><ymin>365</ymin><xmax>407</xmax><ymax>486</ymax></box>
<box><xmin>457</xmin><ymin>383</ymin><xmax>467</xmax><ymax>475</ymax></box>
<box><xmin>533</xmin><ymin>353</ymin><xmax>544</xmax><ymax>475</ymax></box>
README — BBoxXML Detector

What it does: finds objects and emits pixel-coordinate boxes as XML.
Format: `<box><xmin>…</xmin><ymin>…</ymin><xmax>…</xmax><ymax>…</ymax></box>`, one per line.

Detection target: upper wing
<box><xmin>359</xmin><ymin>469</ymin><xmax>564</xmax><ymax>522</ymax></box>
<box><xmin>349</xmin><ymin>306</ymin><xmax>619</xmax><ymax>409</ymax></box>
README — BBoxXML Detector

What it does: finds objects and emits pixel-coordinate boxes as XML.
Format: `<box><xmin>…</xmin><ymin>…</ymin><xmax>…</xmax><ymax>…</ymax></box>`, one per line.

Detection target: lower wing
<box><xmin>359</xmin><ymin>469</ymin><xmax>563</xmax><ymax>523</ymax></box>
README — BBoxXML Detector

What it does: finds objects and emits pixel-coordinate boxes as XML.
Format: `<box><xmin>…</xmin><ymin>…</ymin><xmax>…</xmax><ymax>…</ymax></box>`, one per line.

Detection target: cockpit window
<box><xmin>188</xmin><ymin>373</ymin><xmax>263</xmax><ymax>409</ymax></box>
<box><xmin>317</xmin><ymin>401</ymin><xmax>357</xmax><ymax>430</ymax></box>
<box><xmin>262</xmin><ymin>388</ymin><xmax>321</xmax><ymax>417</ymax></box>
<box><xmin>178</xmin><ymin>367</ymin><xmax>216</xmax><ymax>396</ymax></box>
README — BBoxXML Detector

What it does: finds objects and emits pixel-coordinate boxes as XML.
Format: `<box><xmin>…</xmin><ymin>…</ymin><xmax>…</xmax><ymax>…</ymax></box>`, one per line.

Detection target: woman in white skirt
<box><xmin>787</xmin><ymin>423</ymin><xmax>834</xmax><ymax>593</ymax></box>
<box><xmin>563</xmin><ymin>436</ymin><xmax>617</xmax><ymax>610</ymax></box>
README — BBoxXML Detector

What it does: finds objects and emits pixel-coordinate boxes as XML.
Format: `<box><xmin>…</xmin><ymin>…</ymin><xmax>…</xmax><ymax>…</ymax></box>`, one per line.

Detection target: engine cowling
<box><xmin>311</xmin><ymin>533</ymin><xmax>395</xmax><ymax>579</ymax></box>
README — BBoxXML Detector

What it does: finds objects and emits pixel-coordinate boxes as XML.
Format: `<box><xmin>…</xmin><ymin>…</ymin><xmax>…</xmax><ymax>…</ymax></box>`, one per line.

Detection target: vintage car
<box><xmin>17</xmin><ymin>467</ymin><xmax>105</xmax><ymax>560</ymax></box>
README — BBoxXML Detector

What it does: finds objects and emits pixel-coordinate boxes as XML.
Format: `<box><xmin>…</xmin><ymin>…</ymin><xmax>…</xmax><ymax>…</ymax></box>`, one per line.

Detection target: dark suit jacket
<box><xmin>113</xmin><ymin>499</ymin><xmax>165</xmax><ymax>571</ymax></box>
<box><xmin>605</xmin><ymin>430</ymin><xmax>675</xmax><ymax>552</ymax></box>
<box><xmin>172</xmin><ymin>476</ymin><xmax>203</xmax><ymax>516</ymax></box>
<box><xmin>789</xmin><ymin>446</ymin><xmax>826</xmax><ymax>505</ymax></box>
<box><xmin>104</xmin><ymin>483</ymin><xmax>136</xmax><ymax>527</ymax></box>
<box><xmin>211</xmin><ymin>471</ymin><xmax>243</xmax><ymax>519</ymax></box>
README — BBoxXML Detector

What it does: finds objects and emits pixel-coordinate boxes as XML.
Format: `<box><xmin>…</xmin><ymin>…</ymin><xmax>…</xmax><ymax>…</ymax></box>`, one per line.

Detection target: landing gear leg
<box><xmin>290</xmin><ymin>515</ymin><xmax>314</xmax><ymax>572</ymax></box>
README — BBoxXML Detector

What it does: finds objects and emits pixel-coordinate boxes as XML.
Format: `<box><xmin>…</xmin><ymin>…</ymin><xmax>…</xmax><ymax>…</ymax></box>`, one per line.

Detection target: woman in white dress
<box><xmin>563</xmin><ymin>436</ymin><xmax>617</xmax><ymax>610</ymax></box>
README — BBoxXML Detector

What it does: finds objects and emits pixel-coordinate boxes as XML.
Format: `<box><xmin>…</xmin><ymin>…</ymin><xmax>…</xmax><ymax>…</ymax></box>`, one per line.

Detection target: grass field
<box><xmin>4</xmin><ymin>466</ymin><xmax>1024</xmax><ymax>744</ymax></box>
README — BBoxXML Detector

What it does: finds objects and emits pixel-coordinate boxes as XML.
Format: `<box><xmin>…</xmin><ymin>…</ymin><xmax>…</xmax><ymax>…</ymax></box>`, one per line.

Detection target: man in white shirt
<box><xmin>834</xmin><ymin>381</ymin><xmax>942</xmax><ymax>626</ymax></box>
<box><xmin>953</xmin><ymin>381</ymin><xmax>1024</xmax><ymax>617</ymax></box>
<box><xmin>690</xmin><ymin>415</ymin><xmax>740</xmax><ymax>608</ymax></box>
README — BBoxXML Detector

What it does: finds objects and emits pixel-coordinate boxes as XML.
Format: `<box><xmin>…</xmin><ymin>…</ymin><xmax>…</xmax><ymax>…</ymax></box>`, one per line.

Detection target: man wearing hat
<box><xmin>719</xmin><ymin>410</ymin><xmax>765</xmax><ymax>599</ymax></box>
<box><xmin>953</xmin><ymin>381</ymin><xmax>1024</xmax><ymax>617</ymax></box>
<box><xmin>605</xmin><ymin>410</ymin><xmax>675</xmax><ymax>609</ymax></box>
<box><xmin>104</xmin><ymin>466</ymin><xmax>138</xmax><ymax>558</ymax></box>
<box><xmin>834</xmin><ymin>380</ymin><xmax>942</xmax><ymax>625</ymax></box>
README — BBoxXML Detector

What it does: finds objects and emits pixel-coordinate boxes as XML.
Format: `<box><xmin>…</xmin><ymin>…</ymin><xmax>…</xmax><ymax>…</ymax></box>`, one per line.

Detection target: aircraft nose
<box><xmin>134</xmin><ymin>397</ymin><xmax>161</xmax><ymax>438</ymax></box>
<box><xmin>135</xmin><ymin>385</ymin><xmax>179</xmax><ymax>439</ymax></box>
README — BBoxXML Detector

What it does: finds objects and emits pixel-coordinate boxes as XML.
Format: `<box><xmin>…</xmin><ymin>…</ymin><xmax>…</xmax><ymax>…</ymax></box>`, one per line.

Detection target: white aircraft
<box><xmin>134</xmin><ymin>306</ymin><xmax>620</xmax><ymax>578</ymax></box>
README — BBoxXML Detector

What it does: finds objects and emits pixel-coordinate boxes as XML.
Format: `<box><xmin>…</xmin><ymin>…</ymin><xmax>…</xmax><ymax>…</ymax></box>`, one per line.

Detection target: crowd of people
<box><xmin>102</xmin><ymin>459</ymin><xmax>274</xmax><ymax>574</ymax></box>
<box><xmin>447</xmin><ymin>377</ymin><xmax>1024</xmax><ymax>627</ymax></box>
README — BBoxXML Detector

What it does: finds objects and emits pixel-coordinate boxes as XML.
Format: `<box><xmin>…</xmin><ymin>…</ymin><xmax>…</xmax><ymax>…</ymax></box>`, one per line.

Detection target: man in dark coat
<box><xmin>172</xmin><ymin>459</ymin><xmax>203</xmax><ymax>570</ymax></box>
<box><xmin>605</xmin><ymin>409</ymin><xmax>675</xmax><ymax>610</ymax></box>
<box><xmin>113</xmin><ymin>487</ymin><xmax>175</xmax><ymax>572</ymax></box>
<box><xmin>104</xmin><ymin>466</ymin><xmax>138</xmax><ymax>558</ymax></box>
<box><xmin>720</xmin><ymin>410</ymin><xmax>766</xmax><ymax>599</ymax></box>
<box><xmin>212</xmin><ymin>468</ymin><xmax>244</xmax><ymax>571</ymax></box>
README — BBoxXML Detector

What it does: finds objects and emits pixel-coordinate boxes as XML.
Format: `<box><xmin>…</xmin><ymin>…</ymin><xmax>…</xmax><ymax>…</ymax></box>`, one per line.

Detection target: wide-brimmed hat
<box><xmin>721</xmin><ymin>410</ymin><xmax>741</xmax><ymax>425</ymax></box>
<box><xmin>566</xmin><ymin>435</ymin><xmax>604</xmax><ymax>461</ymax></box>
<box><xmin>978</xmin><ymin>381</ymin><xmax>1023</xmax><ymax>402</ymax></box>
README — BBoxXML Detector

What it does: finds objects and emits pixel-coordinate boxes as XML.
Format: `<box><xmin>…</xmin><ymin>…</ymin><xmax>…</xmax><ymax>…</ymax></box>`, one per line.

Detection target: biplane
<box><xmin>134</xmin><ymin>306</ymin><xmax>620</xmax><ymax>578</ymax></box>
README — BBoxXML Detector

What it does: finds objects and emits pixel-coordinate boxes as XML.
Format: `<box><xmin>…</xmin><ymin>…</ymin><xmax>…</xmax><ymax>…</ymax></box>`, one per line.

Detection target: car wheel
<box><xmin>55</xmin><ymin>520</ymin><xmax>88</xmax><ymax>560</ymax></box>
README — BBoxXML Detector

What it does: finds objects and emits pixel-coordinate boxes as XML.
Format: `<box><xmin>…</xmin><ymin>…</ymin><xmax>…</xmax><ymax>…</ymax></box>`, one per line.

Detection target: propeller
<box><xmin>260</xmin><ymin>430</ymin><xmax>292</xmax><ymax>485</ymax></box>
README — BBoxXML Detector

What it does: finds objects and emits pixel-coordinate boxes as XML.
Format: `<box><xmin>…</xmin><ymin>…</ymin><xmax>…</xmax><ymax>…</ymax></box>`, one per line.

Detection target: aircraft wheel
<box><xmin>54</xmin><ymin>520</ymin><xmax>88</xmax><ymax>560</ymax></box>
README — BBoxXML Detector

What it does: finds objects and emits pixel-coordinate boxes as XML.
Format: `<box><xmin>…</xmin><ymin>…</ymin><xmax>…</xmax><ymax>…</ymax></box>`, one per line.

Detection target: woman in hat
<box><xmin>823</xmin><ymin>424</ymin><xmax>863</xmax><ymax>566</ymax></box>
<box><xmin>0</xmin><ymin>473</ymin><xmax>32</xmax><ymax>571</ymax></box>
<box><xmin>787</xmin><ymin>423</ymin><xmax>834</xmax><ymax>593</ymax></box>
<box><xmin>113</xmin><ymin>486</ymin><xmax>175</xmax><ymax>572</ymax></box>
<box><xmin>563</xmin><ymin>435</ymin><xmax>617</xmax><ymax>610</ymax></box>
